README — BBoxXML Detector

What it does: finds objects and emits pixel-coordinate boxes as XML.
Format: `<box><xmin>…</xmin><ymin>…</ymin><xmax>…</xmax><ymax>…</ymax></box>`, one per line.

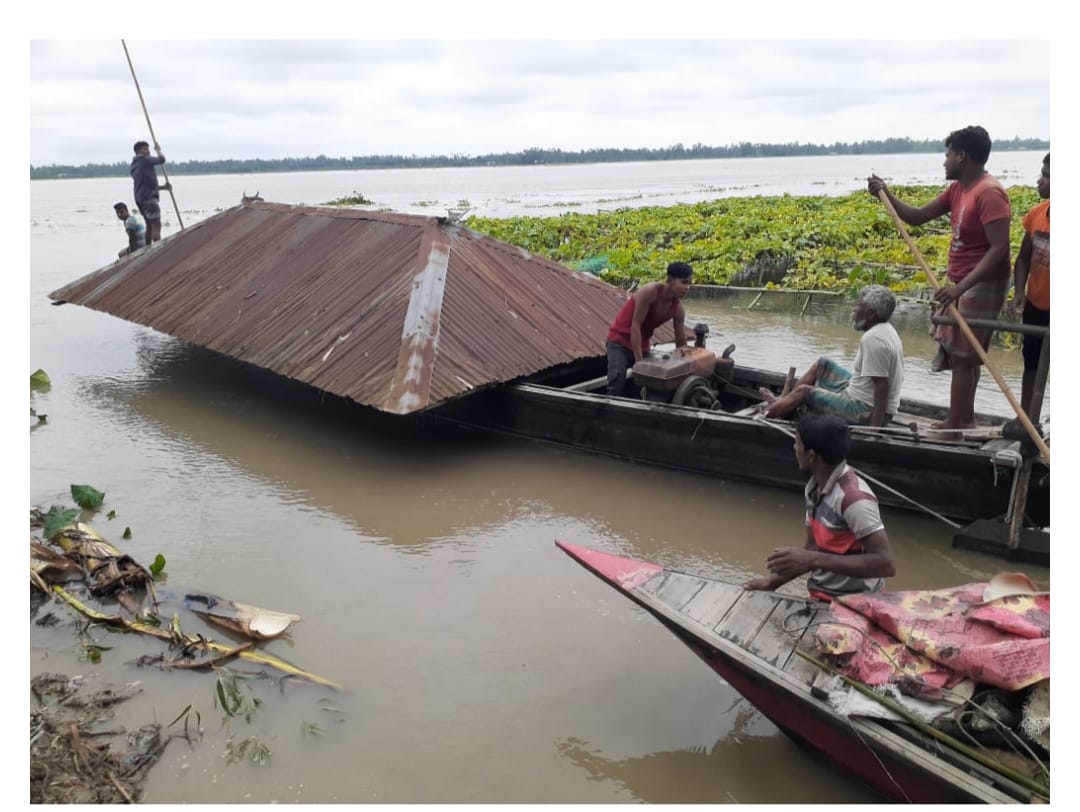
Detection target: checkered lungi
<box><xmin>804</xmin><ymin>357</ymin><xmax>873</xmax><ymax>423</ymax></box>
<box><xmin>933</xmin><ymin>276</ymin><xmax>1008</xmax><ymax>367</ymax></box>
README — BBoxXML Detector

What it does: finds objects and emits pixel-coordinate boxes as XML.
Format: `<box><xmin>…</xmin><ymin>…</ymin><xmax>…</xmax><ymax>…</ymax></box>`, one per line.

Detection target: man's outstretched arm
<box><xmin>868</xmin><ymin>174</ymin><xmax>949</xmax><ymax>227</ymax></box>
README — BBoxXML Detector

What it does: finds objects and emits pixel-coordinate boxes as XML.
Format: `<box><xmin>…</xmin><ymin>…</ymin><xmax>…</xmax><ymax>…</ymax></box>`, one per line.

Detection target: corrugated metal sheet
<box><xmin>50</xmin><ymin>201</ymin><xmax>670</xmax><ymax>414</ymax></box>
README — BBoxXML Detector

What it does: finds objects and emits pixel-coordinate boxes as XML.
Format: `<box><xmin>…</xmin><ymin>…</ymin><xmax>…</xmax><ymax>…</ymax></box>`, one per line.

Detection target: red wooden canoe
<box><xmin>555</xmin><ymin>541</ymin><xmax>1047</xmax><ymax>804</ymax></box>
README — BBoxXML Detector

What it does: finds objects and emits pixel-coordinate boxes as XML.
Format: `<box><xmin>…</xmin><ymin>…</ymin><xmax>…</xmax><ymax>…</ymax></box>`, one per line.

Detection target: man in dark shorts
<box><xmin>1007</xmin><ymin>153</ymin><xmax>1050</xmax><ymax>418</ymax></box>
<box><xmin>868</xmin><ymin>125</ymin><xmax>1011</xmax><ymax>435</ymax></box>
<box><xmin>130</xmin><ymin>140</ymin><xmax>172</xmax><ymax>246</ymax></box>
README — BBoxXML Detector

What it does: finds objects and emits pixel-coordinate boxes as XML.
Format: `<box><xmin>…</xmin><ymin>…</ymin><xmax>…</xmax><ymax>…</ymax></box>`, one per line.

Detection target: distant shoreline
<box><xmin>30</xmin><ymin>137</ymin><xmax>1049</xmax><ymax>180</ymax></box>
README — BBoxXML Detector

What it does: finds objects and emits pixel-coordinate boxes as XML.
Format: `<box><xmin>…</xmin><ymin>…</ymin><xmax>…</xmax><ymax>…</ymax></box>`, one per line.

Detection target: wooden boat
<box><xmin>436</xmin><ymin>353</ymin><xmax>1049</xmax><ymax>535</ymax></box>
<box><xmin>555</xmin><ymin>541</ymin><xmax>1049</xmax><ymax>804</ymax></box>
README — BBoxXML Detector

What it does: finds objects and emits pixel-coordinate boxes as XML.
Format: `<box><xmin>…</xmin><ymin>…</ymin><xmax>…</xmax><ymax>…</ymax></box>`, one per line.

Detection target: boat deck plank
<box><xmin>641</xmin><ymin>572</ymin><xmax>706</xmax><ymax>611</ymax></box>
<box><xmin>810</xmin><ymin>668</ymin><xmax>838</xmax><ymax>697</ymax></box>
<box><xmin>715</xmin><ymin>590</ymin><xmax>782</xmax><ymax>649</ymax></box>
<box><xmin>744</xmin><ymin>596</ymin><xmax>812</xmax><ymax>668</ymax></box>
<box><xmin>980</xmin><ymin>438</ymin><xmax>1023</xmax><ymax>462</ymax></box>
<box><xmin>681</xmin><ymin>580</ymin><xmax>744</xmax><ymax>630</ymax></box>
<box><xmin>780</xmin><ymin>608</ymin><xmax>828</xmax><ymax>684</ymax></box>
<box><xmin>563</xmin><ymin>375</ymin><xmax>606</xmax><ymax>393</ymax></box>
<box><xmin>731</xmin><ymin>405</ymin><xmax>764</xmax><ymax>417</ymax></box>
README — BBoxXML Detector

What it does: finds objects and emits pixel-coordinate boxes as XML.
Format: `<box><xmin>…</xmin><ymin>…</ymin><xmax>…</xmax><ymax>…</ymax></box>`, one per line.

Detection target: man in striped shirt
<box><xmin>744</xmin><ymin>414</ymin><xmax>895</xmax><ymax>600</ymax></box>
<box><xmin>114</xmin><ymin>202</ymin><xmax>146</xmax><ymax>258</ymax></box>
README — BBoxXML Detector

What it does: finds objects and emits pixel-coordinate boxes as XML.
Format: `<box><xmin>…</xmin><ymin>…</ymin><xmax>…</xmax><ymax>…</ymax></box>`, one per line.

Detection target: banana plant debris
<box><xmin>184</xmin><ymin>592</ymin><xmax>302</xmax><ymax>640</ymax></box>
<box><xmin>30</xmin><ymin>507</ymin><xmax>339</xmax><ymax>688</ymax></box>
<box><xmin>50</xmin><ymin>520</ymin><xmax>157</xmax><ymax>615</ymax></box>
<box><xmin>30</xmin><ymin>672</ymin><xmax>171</xmax><ymax>803</ymax></box>
<box><xmin>30</xmin><ymin>505</ymin><xmax>342</xmax><ymax>801</ymax></box>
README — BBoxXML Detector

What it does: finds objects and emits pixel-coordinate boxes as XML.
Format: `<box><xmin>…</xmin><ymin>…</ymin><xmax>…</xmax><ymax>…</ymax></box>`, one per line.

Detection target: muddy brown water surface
<box><xmin>29</xmin><ymin>163</ymin><xmax>1051</xmax><ymax>803</ymax></box>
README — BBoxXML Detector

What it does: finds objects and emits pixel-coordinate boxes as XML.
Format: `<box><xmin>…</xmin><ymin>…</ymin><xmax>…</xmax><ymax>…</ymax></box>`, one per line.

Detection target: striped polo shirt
<box><xmin>124</xmin><ymin>214</ymin><xmax>146</xmax><ymax>249</ymax></box>
<box><xmin>804</xmin><ymin>462</ymin><xmax>886</xmax><ymax>598</ymax></box>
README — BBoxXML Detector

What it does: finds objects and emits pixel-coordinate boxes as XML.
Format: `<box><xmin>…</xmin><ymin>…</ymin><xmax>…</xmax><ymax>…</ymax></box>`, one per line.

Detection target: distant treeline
<box><xmin>30</xmin><ymin>137</ymin><xmax>1050</xmax><ymax>180</ymax></box>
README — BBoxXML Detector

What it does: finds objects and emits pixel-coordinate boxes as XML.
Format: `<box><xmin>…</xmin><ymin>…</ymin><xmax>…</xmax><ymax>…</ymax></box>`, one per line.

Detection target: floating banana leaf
<box><xmin>184</xmin><ymin>592</ymin><xmax>301</xmax><ymax>640</ymax></box>
<box><xmin>30</xmin><ymin>538</ymin><xmax>85</xmax><ymax>592</ymax></box>
<box><xmin>51</xmin><ymin>586</ymin><xmax>339</xmax><ymax>689</ymax></box>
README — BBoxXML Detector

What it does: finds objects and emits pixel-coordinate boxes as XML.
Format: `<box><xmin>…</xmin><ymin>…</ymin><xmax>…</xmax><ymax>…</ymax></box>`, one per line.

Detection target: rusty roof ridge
<box><xmin>246</xmin><ymin>200</ymin><xmax>433</xmax><ymax>228</ymax></box>
<box><xmin>383</xmin><ymin>222</ymin><xmax>452</xmax><ymax>413</ymax></box>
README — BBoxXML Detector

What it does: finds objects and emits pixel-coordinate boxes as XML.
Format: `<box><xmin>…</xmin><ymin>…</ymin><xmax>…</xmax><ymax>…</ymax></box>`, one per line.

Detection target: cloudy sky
<box><xmin>29</xmin><ymin>34</ymin><xmax>1049</xmax><ymax>167</ymax></box>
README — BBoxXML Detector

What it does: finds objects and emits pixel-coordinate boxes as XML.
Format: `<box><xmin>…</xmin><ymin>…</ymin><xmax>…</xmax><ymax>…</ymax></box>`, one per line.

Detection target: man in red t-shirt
<box><xmin>1007</xmin><ymin>153</ymin><xmax>1050</xmax><ymax>418</ymax></box>
<box><xmin>605</xmin><ymin>262</ymin><xmax>691</xmax><ymax>396</ymax></box>
<box><xmin>868</xmin><ymin>125</ymin><xmax>1011</xmax><ymax>434</ymax></box>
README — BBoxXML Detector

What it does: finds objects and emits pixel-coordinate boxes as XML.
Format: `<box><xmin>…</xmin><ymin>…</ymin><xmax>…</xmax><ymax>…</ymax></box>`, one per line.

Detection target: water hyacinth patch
<box><xmin>468</xmin><ymin>184</ymin><xmax>1042</xmax><ymax>296</ymax></box>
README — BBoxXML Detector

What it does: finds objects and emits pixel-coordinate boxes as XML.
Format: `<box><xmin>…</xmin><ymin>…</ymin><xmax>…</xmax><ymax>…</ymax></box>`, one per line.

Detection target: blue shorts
<box><xmin>804</xmin><ymin>357</ymin><xmax>872</xmax><ymax>423</ymax></box>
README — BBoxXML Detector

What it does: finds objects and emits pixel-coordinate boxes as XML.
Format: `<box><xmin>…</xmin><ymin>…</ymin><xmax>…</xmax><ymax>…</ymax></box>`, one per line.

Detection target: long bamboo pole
<box><xmin>875</xmin><ymin>190</ymin><xmax>1048</xmax><ymax>463</ymax></box>
<box><xmin>121</xmin><ymin>40</ymin><xmax>184</xmax><ymax>230</ymax></box>
<box><xmin>796</xmin><ymin>650</ymin><xmax>1049</xmax><ymax>799</ymax></box>
<box><xmin>1008</xmin><ymin>332</ymin><xmax>1050</xmax><ymax>550</ymax></box>
<box><xmin>930</xmin><ymin>314</ymin><xmax>1050</xmax><ymax>338</ymax></box>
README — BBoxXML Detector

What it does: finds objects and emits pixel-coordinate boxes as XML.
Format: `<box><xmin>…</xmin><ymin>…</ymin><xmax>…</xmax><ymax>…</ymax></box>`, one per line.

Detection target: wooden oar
<box><xmin>875</xmin><ymin>190</ymin><xmax>1049</xmax><ymax>463</ymax></box>
<box><xmin>121</xmin><ymin>40</ymin><xmax>184</xmax><ymax>230</ymax></box>
<box><xmin>780</xmin><ymin>366</ymin><xmax>796</xmax><ymax>397</ymax></box>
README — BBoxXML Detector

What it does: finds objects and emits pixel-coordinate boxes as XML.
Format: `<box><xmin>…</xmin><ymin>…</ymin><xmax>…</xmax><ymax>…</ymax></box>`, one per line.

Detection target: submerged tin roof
<box><xmin>50</xmin><ymin>201</ymin><xmax>658</xmax><ymax>414</ymax></box>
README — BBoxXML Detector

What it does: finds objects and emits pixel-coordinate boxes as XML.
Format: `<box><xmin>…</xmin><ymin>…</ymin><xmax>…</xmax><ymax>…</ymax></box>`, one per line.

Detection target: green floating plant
<box><xmin>71</xmin><ymin>484</ymin><xmax>105</xmax><ymax>510</ymax></box>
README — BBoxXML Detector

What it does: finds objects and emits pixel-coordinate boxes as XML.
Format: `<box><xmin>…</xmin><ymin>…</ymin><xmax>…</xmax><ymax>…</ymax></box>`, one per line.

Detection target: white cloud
<box><xmin>29</xmin><ymin>38</ymin><xmax>1049</xmax><ymax>166</ymax></box>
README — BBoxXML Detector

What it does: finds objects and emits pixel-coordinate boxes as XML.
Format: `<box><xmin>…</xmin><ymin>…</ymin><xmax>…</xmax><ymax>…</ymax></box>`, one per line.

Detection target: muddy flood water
<box><xmin>28</xmin><ymin>160</ymin><xmax>1053</xmax><ymax>803</ymax></box>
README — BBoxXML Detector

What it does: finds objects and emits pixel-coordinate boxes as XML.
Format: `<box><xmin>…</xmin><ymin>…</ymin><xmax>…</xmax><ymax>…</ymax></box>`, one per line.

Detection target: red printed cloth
<box><xmin>813</xmin><ymin>582</ymin><xmax>1049</xmax><ymax>698</ymax></box>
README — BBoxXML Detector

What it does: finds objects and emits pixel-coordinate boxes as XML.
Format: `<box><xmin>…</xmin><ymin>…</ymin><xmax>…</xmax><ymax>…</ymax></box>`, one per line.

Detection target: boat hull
<box><xmin>556</xmin><ymin>541</ymin><xmax>1043</xmax><ymax>803</ymax></box>
<box><xmin>671</xmin><ymin>624</ymin><xmax>1005</xmax><ymax>803</ymax></box>
<box><xmin>438</xmin><ymin>365</ymin><xmax>1049</xmax><ymax>529</ymax></box>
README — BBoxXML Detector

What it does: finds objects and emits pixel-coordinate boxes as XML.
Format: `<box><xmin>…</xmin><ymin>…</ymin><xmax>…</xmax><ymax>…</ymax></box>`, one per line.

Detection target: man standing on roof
<box><xmin>130</xmin><ymin>140</ymin><xmax>171</xmax><ymax>246</ymax></box>
<box><xmin>605</xmin><ymin>262</ymin><xmax>692</xmax><ymax>397</ymax></box>
<box><xmin>1007</xmin><ymin>153</ymin><xmax>1050</xmax><ymax>418</ymax></box>
<box><xmin>113</xmin><ymin>202</ymin><xmax>146</xmax><ymax>258</ymax></box>
<box><xmin>744</xmin><ymin>414</ymin><xmax>896</xmax><ymax>601</ymax></box>
<box><xmin>758</xmin><ymin>285</ymin><xmax>904</xmax><ymax>427</ymax></box>
<box><xmin>867</xmin><ymin>125</ymin><xmax>1010</xmax><ymax>436</ymax></box>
